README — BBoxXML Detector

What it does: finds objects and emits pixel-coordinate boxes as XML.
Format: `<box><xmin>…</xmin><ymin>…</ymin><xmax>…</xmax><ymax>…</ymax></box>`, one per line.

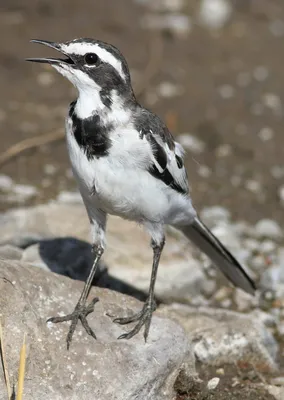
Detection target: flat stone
<box><xmin>0</xmin><ymin>260</ymin><xmax>195</xmax><ymax>400</ymax></box>
<box><xmin>158</xmin><ymin>304</ymin><xmax>278</xmax><ymax>372</ymax></box>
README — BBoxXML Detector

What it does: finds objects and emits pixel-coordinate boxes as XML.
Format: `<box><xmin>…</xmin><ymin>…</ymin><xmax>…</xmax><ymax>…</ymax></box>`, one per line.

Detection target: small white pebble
<box><xmin>271</xmin><ymin>166</ymin><xmax>284</xmax><ymax>179</ymax></box>
<box><xmin>261</xmin><ymin>240</ymin><xmax>276</xmax><ymax>254</ymax></box>
<box><xmin>157</xmin><ymin>82</ymin><xmax>183</xmax><ymax>98</ymax></box>
<box><xmin>258</xmin><ymin>127</ymin><xmax>274</xmax><ymax>141</ymax></box>
<box><xmin>177</xmin><ymin>133</ymin><xmax>205</xmax><ymax>153</ymax></box>
<box><xmin>216</xmin><ymin>368</ymin><xmax>225</xmax><ymax>375</ymax></box>
<box><xmin>279</xmin><ymin>185</ymin><xmax>284</xmax><ymax>206</ymax></box>
<box><xmin>44</xmin><ymin>164</ymin><xmax>57</xmax><ymax>175</ymax></box>
<box><xmin>207</xmin><ymin>377</ymin><xmax>220</xmax><ymax>390</ymax></box>
<box><xmin>37</xmin><ymin>72</ymin><xmax>55</xmax><ymax>86</ymax></box>
<box><xmin>255</xmin><ymin>219</ymin><xmax>283</xmax><ymax>240</ymax></box>
<box><xmin>263</xmin><ymin>93</ymin><xmax>282</xmax><ymax>115</ymax></box>
<box><xmin>245</xmin><ymin>180</ymin><xmax>262</xmax><ymax>193</ymax></box>
<box><xmin>218</xmin><ymin>84</ymin><xmax>235</xmax><ymax>99</ymax></box>
<box><xmin>197</xmin><ymin>165</ymin><xmax>212</xmax><ymax>178</ymax></box>
<box><xmin>269</xmin><ymin>20</ymin><xmax>284</xmax><ymax>37</ymax></box>
<box><xmin>253</xmin><ymin>66</ymin><xmax>269</xmax><ymax>82</ymax></box>
<box><xmin>199</xmin><ymin>0</ymin><xmax>232</xmax><ymax>29</ymax></box>
<box><xmin>215</xmin><ymin>144</ymin><xmax>232</xmax><ymax>157</ymax></box>
<box><xmin>0</xmin><ymin>174</ymin><xmax>13</xmax><ymax>191</ymax></box>
<box><xmin>243</xmin><ymin>238</ymin><xmax>259</xmax><ymax>252</ymax></box>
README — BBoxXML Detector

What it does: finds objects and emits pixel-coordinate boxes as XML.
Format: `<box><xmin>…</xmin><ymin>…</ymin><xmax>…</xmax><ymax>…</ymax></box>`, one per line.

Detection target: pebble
<box><xmin>13</xmin><ymin>184</ymin><xmax>38</xmax><ymax>200</ymax></box>
<box><xmin>218</xmin><ymin>84</ymin><xmax>235</xmax><ymax>99</ymax></box>
<box><xmin>177</xmin><ymin>133</ymin><xmax>205</xmax><ymax>154</ymax></box>
<box><xmin>255</xmin><ymin>219</ymin><xmax>282</xmax><ymax>240</ymax></box>
<box><xmin>197</xmin><ymin>165</ymin><xmax>212</xmax><ymax>178</ymax></box>
<box><xmin>271</xmin><ymin>166</ymin><xmax>284</xmax><ymax>179</ymax></box>
<box><xmin>157</xmin><ymin>82</ymin><xmax>183</xmax><ymax>98</ymax></box>
<box><xmin>258</xmin><ymin>127</ymin><xmax>274</xmax><ymax>142</ymax></box>
<box><xmin>253</xmin><ymin>66</ymin><xmax>269</xmax><ymax>82</ymax></box>
<box><xmin>243</xmin><ymin>238</ymin><xmax>259</xmax><ymax>253</ymax></box>
<box><xmin>216</xmin><ymin>368</ymin><xmax>225</xmax><ymax>375</ymax></box>
<box><xmin>250</xmin><ymin>255</ymin><xmax>266</xmax><ymax>271</ymax></box>
<box><xmin>270</xmin><ymin>377</ymin><xmax>284</xmax><ymax>386</ymax></box>
<box><xmin>278</xmin><ymin>185</ymin><xmax>284</xmax><ymax>206</ymax></box>
<box><xmin>136</xmin><ymin>0</ymin><xmax>184</xmax><ymax>12</ymax></box>
<box><xmin>269</xmin><ymin>19</ymin><xmax>284</xmax><ymax>37</ymax></box>
<box><xmin>215</xmin><ymin>144</ymin><xmax>232</xmax><ymax>157</ymax></box>
<box><xmin>200</xmin><ymin>206</ymin><xmax>231</xmax><ymax>225</ymax></box>
<box><xmin>234</xmin><ymin>288</ymin><xmax>253</xmax><ymax>312</ymax></box>
<box><xmin>37</xmin><ymin>72</ymin><xmax>55</xmax><ymax>86</ymax></box>
<box><xmin>56</xmin><ymin>191</ymin><xmax>82</xmax><ymax>204</ymax></box>
<box><xmin>141</xmin><ymin>14</ymin><xmax>191</xmax><ymax>36</ymax></box>
<box><xmin>263</xmin><ymin>93</ymin><xmax>282</xmax><ymax>116</ymax></box>
<box><xmin>207</xmin><ymin>377</ymin><xmax>220</xmax><ymax>390</ymax></box>
<box><xmin>199</xmin><ymin>0</ymin><xmax>232</xmax><ymax>30</ymax></box>
<box><xmin>0</xmin><ymin>174</ymin><xmax>13</xmax><ymax>191</ymax></box>
<box><xmin>261</xmin><ymin>240</ymin><xmax>276</xmax><ymax>254</ymax></box>
<box><xmin>245</xmin><ymin>179</ymin><xmax>262</xmax><ymax>194</ymax></box>
<box><xmin>44</xmin><ymin>164</ymin><xmax>57</xmax><ymax>175</ymax></box>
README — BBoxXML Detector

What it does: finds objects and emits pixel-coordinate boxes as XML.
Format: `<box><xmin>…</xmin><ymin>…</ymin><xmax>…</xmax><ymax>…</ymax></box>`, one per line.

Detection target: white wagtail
<box><xmin>27</xmin><ymin>38</ymin><xmax>256</xmax><ymax>349</ymax></box>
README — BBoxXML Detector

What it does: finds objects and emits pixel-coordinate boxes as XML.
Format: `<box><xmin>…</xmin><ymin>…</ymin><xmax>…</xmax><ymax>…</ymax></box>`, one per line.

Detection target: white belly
<box><xmin>66</xmin><ymin>121</ymin><xmax>195</xmax><ymax>225</ymax></box>
<box><xmin>66</xmin><ymin>124</ymin><xmax>168</xmax><ymax>222</ymax></box>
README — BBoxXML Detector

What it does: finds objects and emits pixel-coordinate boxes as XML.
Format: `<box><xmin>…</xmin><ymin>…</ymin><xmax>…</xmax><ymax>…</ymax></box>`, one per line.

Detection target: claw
<box><xmin>47</xmin><ymin>296</ymin><xmax>99</xmax><ymax>350</ymax></box>
<box><xmin>112</xmin><ymin>300</ymin><xmax>156</xmax><ymax>341</ymax></box>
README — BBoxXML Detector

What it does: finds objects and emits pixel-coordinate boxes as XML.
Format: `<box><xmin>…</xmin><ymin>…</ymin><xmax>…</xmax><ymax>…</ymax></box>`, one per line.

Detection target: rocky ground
<box><xmin>1</xmin><ymin>0</ymin><xmax>284</xmax><ymax>399</ymax></box>
<box><xmin>1</xmin><ymin>197</ymin><xmax>284</xmax><ymax>399</ymax></box>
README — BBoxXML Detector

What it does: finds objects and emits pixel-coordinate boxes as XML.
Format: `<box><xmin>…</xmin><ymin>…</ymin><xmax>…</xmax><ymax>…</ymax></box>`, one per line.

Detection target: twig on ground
<box><xmin>0</xmin><ymin>34</ymin><xmax>164</xmax><ymax>168</ymax></box>
<box><xmin>0</xmin><ymin>319</ymin><xmax>12</xmax><ymax>400</ymax></box>
<box><xmin>0</xmin><ymin>129</ymin><xmax>64</xmax><ymax>168</ymax></box>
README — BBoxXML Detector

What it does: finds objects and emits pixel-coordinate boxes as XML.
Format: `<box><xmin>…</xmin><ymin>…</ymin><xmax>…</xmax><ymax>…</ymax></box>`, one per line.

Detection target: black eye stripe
<box><xmin>84</xmin><ymin>53</ymin><xmax>99</xmax><ymax>66</ymax></box>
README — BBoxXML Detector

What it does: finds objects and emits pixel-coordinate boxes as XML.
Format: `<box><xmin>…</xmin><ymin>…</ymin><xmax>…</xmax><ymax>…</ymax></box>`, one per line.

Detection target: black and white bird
<box><xmin>27</xmin><ymin>38</ymin><xmax>256</xmax><ymax>349</ymax></box>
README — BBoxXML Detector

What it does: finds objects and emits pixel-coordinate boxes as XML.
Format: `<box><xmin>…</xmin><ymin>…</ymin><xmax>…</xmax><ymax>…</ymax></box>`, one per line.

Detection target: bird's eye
<box><xmin>84</xmin><ymin>53</ymin><xmax>99</xmax><ymax>66</ymax></box>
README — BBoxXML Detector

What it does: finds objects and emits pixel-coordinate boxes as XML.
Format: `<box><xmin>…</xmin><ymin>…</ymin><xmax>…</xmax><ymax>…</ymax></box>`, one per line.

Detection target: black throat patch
<box><xmin>69</xmin><ymin>101</ymin><xmax>112</xmax><ymax>159</ymax></box>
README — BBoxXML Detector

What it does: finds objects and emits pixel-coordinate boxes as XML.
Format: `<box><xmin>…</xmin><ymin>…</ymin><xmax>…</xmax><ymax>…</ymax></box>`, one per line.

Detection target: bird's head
<box><xmin>27</xmin><ymin>38</ymin><xmax>134</xmax><ymax>116</ymax></box>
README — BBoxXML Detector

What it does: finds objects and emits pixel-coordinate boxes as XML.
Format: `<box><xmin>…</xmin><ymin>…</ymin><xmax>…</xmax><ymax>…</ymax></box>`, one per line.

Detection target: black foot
<box><xmin>112</xmin><ymin>300</ymin><xmax>156</xmax><ymax>341</ymax></box>
<box><xmin>47</xmin><ymin>297</ymin><xmax>99</xmax><ymax>350</ymax></box>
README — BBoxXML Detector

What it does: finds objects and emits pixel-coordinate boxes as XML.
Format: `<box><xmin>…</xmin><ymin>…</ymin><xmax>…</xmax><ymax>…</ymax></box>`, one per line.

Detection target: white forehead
<box><xmin>61</xmin><ymin>42</ymin><xmax>126</xmax><ymax>81</ymax></box>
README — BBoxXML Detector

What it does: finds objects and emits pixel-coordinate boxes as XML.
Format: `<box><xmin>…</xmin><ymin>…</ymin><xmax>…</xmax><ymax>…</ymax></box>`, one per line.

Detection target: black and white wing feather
<box><xmin>135</xmin><ymin>109</ymin><xmax>189</xmax><ymax>195</ymax></box>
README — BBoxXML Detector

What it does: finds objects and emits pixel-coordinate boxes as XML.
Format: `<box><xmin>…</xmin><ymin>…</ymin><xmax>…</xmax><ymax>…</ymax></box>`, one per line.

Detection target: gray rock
<box><xmin>0</xmin><ymin>244</ymin><xmax>23</xmax><ymax>260</ymax></box>
<box><xmin>0</xmin><ymin>260</ymin><xmax>195</xmax><ymax>400</ymax></box>
<box><xmin>200</xmin><ymin>206</ymin><xmax>231</xmax><ymax>226</ymax></box>
<box><xmin>265</xmin><ymin>385</ymin><xmax>284</xmax><ymax>400</ymax></box>
<box><xmin>254</xmin><ymin>219</ymin><xmax>283</xmax><ymax>240</ymax></box>
<box><xmin>158</xmin><ymin>304</ymin><xmax>279</xmax><ymax>372</ymax></box>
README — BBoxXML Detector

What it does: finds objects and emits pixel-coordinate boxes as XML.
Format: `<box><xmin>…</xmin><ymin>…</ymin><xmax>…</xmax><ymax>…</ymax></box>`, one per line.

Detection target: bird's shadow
<box><xmin>37</xmin><ymin>237</ymin><xmax>147</xmax><ymax>302</ymax></box>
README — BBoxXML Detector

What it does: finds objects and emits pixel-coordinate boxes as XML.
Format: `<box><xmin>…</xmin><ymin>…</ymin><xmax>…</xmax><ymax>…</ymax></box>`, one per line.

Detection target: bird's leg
<box><xmin>47</xmin><ymin>244</ymin><xmax>104</xmax><ymax>350</ymax></box>
<box><xmin>113</xmin><ymin>237</ymin><xmax>165</xmax><ymax>341</ymax></box>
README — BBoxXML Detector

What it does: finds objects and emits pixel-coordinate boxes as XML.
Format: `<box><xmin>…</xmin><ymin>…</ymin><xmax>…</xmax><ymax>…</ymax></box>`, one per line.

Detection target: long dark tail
<box><xmin>181</xmin><ymin>217</ymin><xmax>256</xmax><ymax>295</ymax></box>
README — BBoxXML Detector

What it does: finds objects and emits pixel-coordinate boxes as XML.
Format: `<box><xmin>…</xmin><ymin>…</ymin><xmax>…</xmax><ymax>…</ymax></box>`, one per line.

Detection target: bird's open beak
<box><xmin>26</xmin><ymin>39</ymin><xmax>75</xmax><ymax>65</ymax></box>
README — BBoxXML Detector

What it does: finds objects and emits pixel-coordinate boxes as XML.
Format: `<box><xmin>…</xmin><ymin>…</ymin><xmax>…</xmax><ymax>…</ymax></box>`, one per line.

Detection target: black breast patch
<box><xmin>69</xmin><ymin>101</ymin><xmax>112</xmax><ymax>160</ymax></box>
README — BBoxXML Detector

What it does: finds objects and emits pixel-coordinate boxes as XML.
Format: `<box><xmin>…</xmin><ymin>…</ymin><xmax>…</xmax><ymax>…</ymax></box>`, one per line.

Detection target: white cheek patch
<box><xmin>61</xmin><ymin>42</ymin><xmax>126</xmax><ymax>82</ymax></box>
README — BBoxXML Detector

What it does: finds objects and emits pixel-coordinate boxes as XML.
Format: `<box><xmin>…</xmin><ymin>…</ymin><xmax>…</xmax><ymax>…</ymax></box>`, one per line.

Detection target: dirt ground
<box><xmin>1</xmin><ymin>0</ymin><xmax>284</xmax><ymax>398</ymax></box>
<box><xmin>0</xmin><ymin>0</ymin><xmax>284</xmax><ymax>223</ymax></box>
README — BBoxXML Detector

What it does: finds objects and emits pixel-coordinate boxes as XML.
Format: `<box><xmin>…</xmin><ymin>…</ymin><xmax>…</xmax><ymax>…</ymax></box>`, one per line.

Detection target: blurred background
<box><xmin>0</xmin><ymin>0</ymin><xmax>283</xmax><ymax>225</ymax></box>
